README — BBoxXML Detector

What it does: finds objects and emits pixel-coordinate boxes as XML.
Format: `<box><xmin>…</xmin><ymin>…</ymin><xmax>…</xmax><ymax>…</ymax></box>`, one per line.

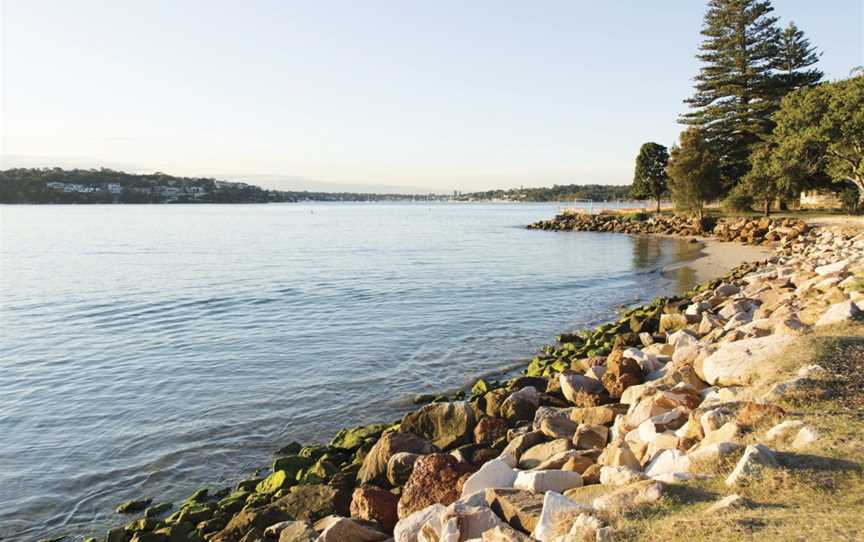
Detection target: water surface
<box><xmin>0</xmin><ymin>203</ymin><xmax>700</xmax><ymax>540</ymax></box>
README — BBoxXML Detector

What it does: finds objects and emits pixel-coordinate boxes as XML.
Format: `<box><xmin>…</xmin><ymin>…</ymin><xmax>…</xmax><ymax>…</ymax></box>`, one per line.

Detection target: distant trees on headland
<box><xmin>0</xmin><ymin>168</ymin><xmax>449</xmax><ymax>204</ymax></box>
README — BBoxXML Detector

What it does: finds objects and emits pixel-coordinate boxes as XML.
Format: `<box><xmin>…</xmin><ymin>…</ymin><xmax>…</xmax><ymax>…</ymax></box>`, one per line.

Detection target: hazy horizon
<box><xmin>2</xmin><ymin>1</ymin><xmax>862</xmax><ymax>193</ymax></box>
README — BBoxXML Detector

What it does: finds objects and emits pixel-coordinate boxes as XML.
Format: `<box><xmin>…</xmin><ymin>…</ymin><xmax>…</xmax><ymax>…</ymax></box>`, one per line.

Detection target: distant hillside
<box><xmin>455</xmin><ymin>183</ymin><xmax>633</xmax><ymax>202</ymax></box>
<box><xmin>0</xmin><ymin>168</ymin><xmax>448</xmax><ymax>204</ymax></box>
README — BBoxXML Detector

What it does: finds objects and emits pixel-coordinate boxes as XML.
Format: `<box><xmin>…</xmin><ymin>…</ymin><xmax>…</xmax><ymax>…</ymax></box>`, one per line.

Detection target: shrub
<box><xmin>723</xmin><ymin>191</ymin><xmax>755</xmax><ymax>214</ymax></box>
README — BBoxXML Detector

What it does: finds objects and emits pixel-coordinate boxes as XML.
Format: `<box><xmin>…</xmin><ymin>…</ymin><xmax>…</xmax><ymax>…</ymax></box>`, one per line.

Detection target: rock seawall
<box><xmin>527</xmin><ymin>213</ymin><xmax>810</xmax><ymax>246</ymax></box>
<box><xmin>82</xmin><ymin>221</ymin><xmax>864</xmax><ymax>542</ymax></box>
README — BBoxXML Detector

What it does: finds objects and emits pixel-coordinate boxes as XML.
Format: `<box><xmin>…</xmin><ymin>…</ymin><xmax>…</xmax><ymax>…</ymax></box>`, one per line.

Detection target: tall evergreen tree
<box><xmin>772</xmin><ymin>21</ymin><xmax>823</xmax><ymax>96</ymax></box>
<box><xmin>631</xmin><ymin>142</ymin><xmax>669</xmax><ymax>213</ymax></box>
<box><xmin>681</xmin><ymin>0</ymin><xmax>781</xmax><ymax>191</ymax></box>
<box><xmin>667</xmin><ymin>128</ymin><xmax>721</xmax><ymax>219</ymax></box>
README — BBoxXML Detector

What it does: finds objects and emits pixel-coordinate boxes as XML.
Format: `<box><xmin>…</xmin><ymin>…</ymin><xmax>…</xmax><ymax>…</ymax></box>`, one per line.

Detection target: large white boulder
<box><xmin>394</xmin><ymin>504</ymin><xmax>446</xmax><ymax>542</ymax></box>
<box><xmin>815</xmin><ymin>300</ymin><xmax>861</xmax><ymax>327</ymax></box>
<box><xmin>460</xmin><ymin>459</ymin><xmax>517</xmax><ymax>497</ymax></box>
<box><xmin>725</xmin><ymin>444</ymin><xmax>779</xmax><ymax>486</ymax></box>
<box><xmin>701</xmin><ymin>335</ymin><xmax>796</xmax><ymax>386</ymax></box>
<box><xmin>514</xmin><ymin>470</ymin><xmax>583</xmax><ymax>494</ymax></box>
<box><xmin>644</xmin><ymin>449</ymin><xmax>691</xmax><ymax>478</ymax></box>
<box><xmin>815</xmin><ymin>259</ymin><xmax>849</xmax><ymax>276</ymax></box>
<box><xmin>532</xmin><ymin>491</ymin><xmax>593</xmax><ymax>542</ymax></box>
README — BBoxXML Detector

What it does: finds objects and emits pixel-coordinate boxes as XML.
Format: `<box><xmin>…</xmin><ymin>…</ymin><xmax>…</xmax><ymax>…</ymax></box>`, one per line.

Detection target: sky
<box><xmin>1</xmin><ymin>1</ymin><xmax>862</xmax><ymax>193</ymax></box>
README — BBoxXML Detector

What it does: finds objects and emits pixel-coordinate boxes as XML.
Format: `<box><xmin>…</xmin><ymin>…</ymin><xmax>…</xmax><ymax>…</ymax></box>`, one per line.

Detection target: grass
<box><xmin>603</xmin><ymin>323</ymin><xmax>864</xmax><ymax>541</ymax></box>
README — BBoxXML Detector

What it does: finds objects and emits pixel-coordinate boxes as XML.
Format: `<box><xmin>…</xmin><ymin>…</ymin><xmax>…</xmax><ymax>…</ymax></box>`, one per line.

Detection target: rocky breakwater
<box><xmin>527</xmin><ymin>213</ymin><xmax>810</xmax><ymax>246</ymax></box>
<box><xmin>91</xmin><ymin>225</ymin><xmax>864</xmax><ymax>542</ymax></box>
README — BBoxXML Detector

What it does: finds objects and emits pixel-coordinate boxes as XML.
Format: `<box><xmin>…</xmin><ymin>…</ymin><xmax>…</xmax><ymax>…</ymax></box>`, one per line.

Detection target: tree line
<box><xmin>0</xmin><ymin>168</ymin><xmax>448</xmax><ymax>204</ymax></box>
<box><xmin>631</xmin><ymin>0</ymin><xmax>863</xmax><ymax>217</ymax></box>
<box><xmin>455</xmin><ymin>184</ymin><xmax>633</xmax><ymax>202</ymax></box>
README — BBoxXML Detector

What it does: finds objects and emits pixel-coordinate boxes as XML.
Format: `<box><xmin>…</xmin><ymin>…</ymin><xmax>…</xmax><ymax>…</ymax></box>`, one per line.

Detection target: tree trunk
<box><xmin>656</xmin><ymin>197</ymin><xmax>661</xmax><ymax>213</ymax></box>
<box><xmin>764</xmin><ymin>199</ymin><xmax>770</xmax><ymax>217</ymax></box>
<box><xmin>854</xmin><ymin>176</ymin><xmax>864</xmax><ymax>204</ymax></box>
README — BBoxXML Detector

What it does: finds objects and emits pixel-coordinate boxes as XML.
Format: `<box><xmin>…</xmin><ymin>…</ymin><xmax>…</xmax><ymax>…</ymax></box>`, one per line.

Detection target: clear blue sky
<box><xmin>1</xmin><ymin>1</ymin><xmax>861</xmax><ymax>193</ymax></box>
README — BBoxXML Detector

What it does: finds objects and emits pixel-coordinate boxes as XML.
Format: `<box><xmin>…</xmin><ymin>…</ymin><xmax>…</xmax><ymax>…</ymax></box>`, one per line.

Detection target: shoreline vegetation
<box><xmin>0</xmin><ymin>168</ymin><xmax>634</xmax><ymax>205</ymax></box>
<box><xmin>60</xmin><ymin>212</ymin><xmax>864</xmax><ymax>542</ymax></box>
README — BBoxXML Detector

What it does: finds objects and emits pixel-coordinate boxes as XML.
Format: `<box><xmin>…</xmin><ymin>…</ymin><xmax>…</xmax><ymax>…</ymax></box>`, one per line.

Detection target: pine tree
<box><xmin>681</xmin><ymin>0</ymin><xmax>781</xmax><ymax>191</ymax></box>
<box><xmin>631</xmin><ymin>142</ymin><xmax>669</xmax><ymax>212</ymax></box>
<box><xmin>772</xmin><ymin>21</ymin><xmax>823</xmax><ymax>95</ymax></box>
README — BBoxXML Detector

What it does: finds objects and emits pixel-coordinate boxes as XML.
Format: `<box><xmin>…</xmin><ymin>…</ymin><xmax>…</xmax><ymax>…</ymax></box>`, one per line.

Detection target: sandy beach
<box><xmin>681</xmin><ymin>238</ymin><xmax>773</xmax><ymax>284</ymax></box>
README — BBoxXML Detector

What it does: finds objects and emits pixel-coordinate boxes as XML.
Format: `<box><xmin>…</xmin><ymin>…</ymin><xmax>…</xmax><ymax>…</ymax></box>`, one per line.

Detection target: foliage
<box><xmin>456</xmin><ymin>184</ymin><xmax>633</xmax><ymax>202</ymax></box>
<box><xmin>739</xmin><ymin>144</ymin><xmax>784</xmax><ymax>215</ymax></box>
<box><xmin>631</xmin><ymin>142</ymin><xmax>670</xmax><ymax>212</ymax></box>
<box><xmin>0</xmin><ymin>168</ymin><xmax>447</xmax><ymax>204</ymax></box>
<box><xmin>667</xmin><ymin>128</ymin><xmax>721</xmax><ymax>218</ymax></box>
<box><xmin>773</xmin><ymin>21</ymin><xmax>823</xmax><ymax>95</ymax></box>
<box><xmin>722</xmin><ymin>189</ymin><xmax>755</xmax><ymax>214</ymax></box>
<box><xmin>768</xmin><ymin>75</ymin><xmax>864</xmax><ymax>201</ymax></box>
<box><xmin>841</xmin><ymin>187</ymin><xmax>860</xmax><ymax>214</ymax></box>
<box><xmin>681</xmin><ymin>0</ymin><xmax>822</xmax><ymax>192</ymax></box>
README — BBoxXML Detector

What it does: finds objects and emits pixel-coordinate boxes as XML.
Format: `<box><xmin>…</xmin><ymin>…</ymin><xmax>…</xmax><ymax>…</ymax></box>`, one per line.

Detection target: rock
<box><xmin>272</xmin><ymin>484</ymin><xmax>351</xmax><ymax>523</ymax></box>
<box><xmin>351</xmin><ymin>486</ymin><xmax>399</xmax><ymax>532</ymax></box>
<box><xmin>484</xmin><ymin>488</ymin><xmax>545</xmax><ymax>533</ymax></box>
<box><xmin>500</xmin><ymin>387</ymin><xmax>541</xmax><ymax>425</ymax></box>
<box><xmin>143</xmin><ymin>502</ymin><xmax>172</xmax><ymax>518</ymax></box>
<box><xmin>397</xmin><ymin>454</ymin><xmax>476</xmax><ymax>519</ymax></box>
<box><xmin>644</xmin><ymin>449</ymin><xmax>691</xmax><ymax>478</ymax></box>
<box><xmin>210</xmin><ymin>505</ymin><xmax>294</xmax><ymax>542</ymax></box>
<box><xmin>725</xmin><ymin>444</ymin><xmax>779</xmax><ymax>486</ymax></box>
<box><xmin>480</xmin><ymin>525</ymin><xmax>532</xmax><ymax>541</ymax></box>
<box><xmin>116</xmin><ymin>499</ymin><xmax>152</xmax><ymax>514</ymax></box>
<box><xmin>331</xmin><ymin>423</ymin><xmax>390</xmax><ymax>451</ymax></box>
<box><xmin>815</xmin><ymin>259</ymin><xmax>849</xmax><ymax>276</ymax></box>
<box><xmin>514</xmin><ymin>470</ymin><xmax>583</xmax><ymax>493</ymax></box>
<box><xmin>387</xmin><ymin>452</ymin><xmax>422</xmax><ymax>487</ymax></box>
<box><xmin>592</xmin><ymin>480</ymin><xmax>664</xmax><ymax>512</ymax></box>
<box><xmin>815</xmin><ymin>300</ymin><xmax>861</xmax><ymax>326</ymax></box>
<box><xmin>313</xmin><ymin>516</ymin><xmax>389</xmax><ymax>542</ymax></box>
<box><xmin>559</xmin><ymin>373</ymin><xmax>604</xmax><ymax>404</ymax></box>
<box><xmin>567</xmin><ymin>513</ymin><xmax>604</xmax><ymax>542</ymax></box>
<box><xmin>765</xmin><ymin>420</ymin><xmax>805</xmax><ymax>441</ymax></box>
<box><xmin>256</xmin><ymin>470</ymin><xmax>294</xmax><ymax>495</ymax></box>
<box><xmin>436</xmin><ymin>502</ymin><xmax>509</xmax><ymax>540</ymax></box>
<box><xmin>659</xmin><ymin>314</ymin><xmax>689</xmax><ymax>334</ymax></box>
<box><xmin>475</xmin><ymin>416</ymin><xmax>509</xmax><ymax>445</ymax></box>
<box><xmin>700</xmin><ymin>335</ymin><xmax>795</xmax><ymax>386</ymax></box>
<box><xmin>704</xmin><ymin>494</ymin><xmax>746</xmax><ymax>515</ymax></box>
<box><xmin>460</xmin><ymin>458</ymin><xmax>518</xmax><ymax>497</ymax></box>
<box><xmin>539</xmin><ymin>415</ymin><xmax>580</xmax><ymax>440</ymax></box>
<box><xmin>792</xmin><ymin>426</ymin><xmax>819</xmax><ymax>448</ymax></box>
<box><xmin>560</xmin><ymin>454</ymin><xmax>597</xmax><ymax>475</ymax></box>
<box><xmin>518</xmin><ymin>439</ymin><xmax>572</xmax><ymax>469</ymax></box>
<box><xmin>393</xmin><ymin>504</ymin><xmax>445</xmax><ymax>542</ymax></box>
<box><xmin>570</xmin><ymin>404</ymin><xmax>628</xmax><ymax>426</ymax></box>
<box><xmin>600</xmin><ymin>350</ymin><xmax>643</xmax><ymax>399</ymax></box>
<box><xmin>596</xmin><ymin>440</ymin><xmax>640</xmax><ymax>471</ymax></box>
<box><xmin>714</xmin><ymin>283</ymin><xmax>740</xmax><ymax>297</ymax></box>
<box><xmin>359</xmin><ymin>432</ymin><xmax>435</xmax><ymax>486</ymax></box>
<box><xmin>277</xmin><ymin>521</ymin><xmax>317</xmax><ymax>542</ymax></box>
<box><xmin>688</xmin><ymin>442</ymin><xmax>742</xmax><ymax>466</ymax></box>
<box><xmin>532</xmin><ymin>491</ymin><xmax>593</xmax><ymax>542</ymax></box>
<box><xmin>500</xmin><ymin>431</ymin><xmax>545</xmax><ymax>465</ymax></box>
<box><xmin>599</xmin><ymin>466</ymin><xmax>647</xmax><ymax>486</ymax></box>
<box><xmin>401</xmin><ymin>401</ymin><xmax>476</xmax><ymax>450</ymax></box>
<box><xmin>572</xmin><ymin>425</ymin><xmax>609</xmax><ymax>450</ymax></box>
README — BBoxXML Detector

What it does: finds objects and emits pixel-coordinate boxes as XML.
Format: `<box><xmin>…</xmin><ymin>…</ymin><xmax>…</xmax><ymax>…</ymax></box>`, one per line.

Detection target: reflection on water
<box><xmin>0</xmin><ymin>203</ymin><xmax>703</xmax><ymax>541</ymax></box>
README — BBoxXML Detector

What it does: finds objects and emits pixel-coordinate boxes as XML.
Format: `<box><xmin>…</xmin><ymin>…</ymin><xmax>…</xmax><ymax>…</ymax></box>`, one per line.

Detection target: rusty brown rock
<box><xmin>396</xmin><ymin>454</ymin><xmax>476</xmax><ymax>519</ymax></box>
<box><xmin>350</xmin><ymin>485</ymin><xmax>399</xmax><ymax>533</ymax></box>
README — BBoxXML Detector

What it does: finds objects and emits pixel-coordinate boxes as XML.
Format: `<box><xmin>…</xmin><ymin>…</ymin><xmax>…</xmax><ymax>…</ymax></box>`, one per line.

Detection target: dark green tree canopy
<box><xmin>682</xmin><ymin>0</ymin><xmax>780</xmax><ymax>189</ymax></box>
<box><xmin>667</xmin><ymin>127</ymin><xmax>722</xmax><ymax>218</ymax></box>
<box><xmin>773</xmin><ymin>21</ymin><xmax>823</xmax><ymax>94</ymax></box>
<box><xmin>681</xmin><ymin>0</ymin><xmax>822</xmax><ymax>194</ymax></box>
<box><xmin>632</xmin><ymin>142</ymin><xmax>669</xmax><ymax>212</ymax></box>
<box><xmin>769</xmin><ymin>75</ymin><xmax>864</xmax><ymax>201</ymax></box>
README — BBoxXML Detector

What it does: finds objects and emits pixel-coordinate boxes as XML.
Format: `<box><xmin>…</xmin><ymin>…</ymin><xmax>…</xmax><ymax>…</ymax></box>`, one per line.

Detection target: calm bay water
<box><xmin>0</xmin><ymin>203</ymin><xmax>700</xmax><ymax>540</ymax></box>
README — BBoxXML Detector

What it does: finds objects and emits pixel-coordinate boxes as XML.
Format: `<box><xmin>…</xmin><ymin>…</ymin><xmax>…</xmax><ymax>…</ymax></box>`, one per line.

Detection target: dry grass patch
<box><xmin>606</xmin><ymin>323</ymin><xmax>864</xmax><ymax>541</ymax></box>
